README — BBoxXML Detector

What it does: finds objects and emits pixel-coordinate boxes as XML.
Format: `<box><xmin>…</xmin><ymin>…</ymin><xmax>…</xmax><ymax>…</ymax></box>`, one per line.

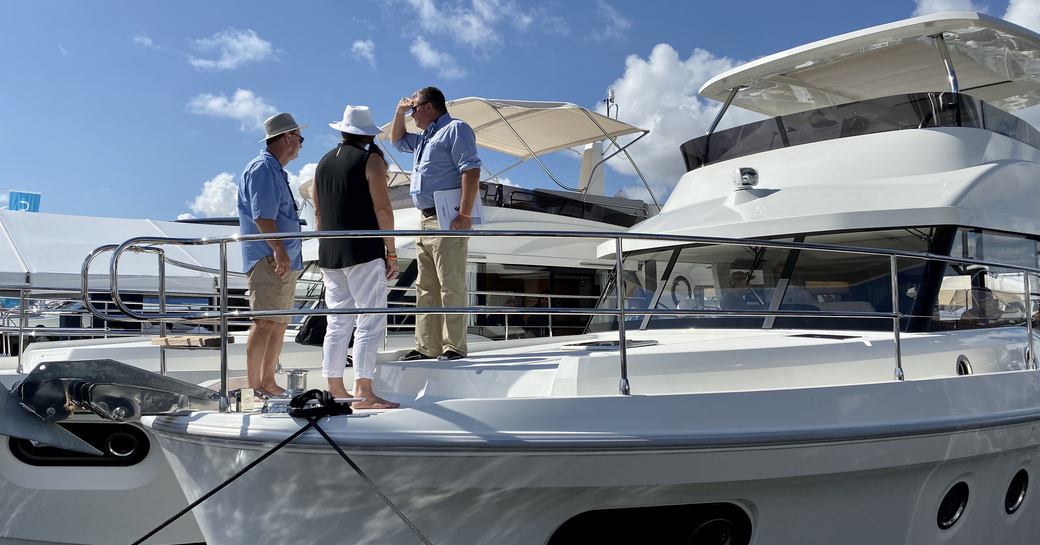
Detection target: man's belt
<box><xmin>421</xmin><ymin>207</ymin><xmax>437</xmax><ymax>218</ymax></box>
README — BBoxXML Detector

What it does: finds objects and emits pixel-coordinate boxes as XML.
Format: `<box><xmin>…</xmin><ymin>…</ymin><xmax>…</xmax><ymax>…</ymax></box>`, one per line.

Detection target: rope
<box><xmin>129</xmin><ymin>390</ymin><xmax>433</xmax><ymax>545</ymax></box>
<box><xmin>130</xmin><ymin>421</ymin><xmax>315</xmax><ymax>545</ymax></box>
<box><xmin>309</xmin><ymin>418</ymin><xmax>434</xmax><ymax>545</ymax></box>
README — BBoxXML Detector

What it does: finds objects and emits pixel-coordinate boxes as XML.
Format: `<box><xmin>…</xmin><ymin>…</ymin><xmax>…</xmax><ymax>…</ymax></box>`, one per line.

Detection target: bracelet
<box><xmin>458</xmin><ymin>213</ymin><xmax>473</xmax><ymax>218</ymax></box>
<box><xmin>386</xmin><ymin>255</ymin><xmax>398</xmax><ymax>260</ymax></box>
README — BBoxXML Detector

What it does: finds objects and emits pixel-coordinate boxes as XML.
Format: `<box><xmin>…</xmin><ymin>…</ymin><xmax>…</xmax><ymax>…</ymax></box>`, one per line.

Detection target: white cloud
<box><xmin>1005</xmin><ymin>0</ymin><xmax>1040</xmax><ymax>32</ymax></box>
<box><xmin>587</xmin><ymin>0</ymin><xmax>631</xmax><ymax>42</ymax></box>
<box><xmin>186</xmin><ymin>172</ymin><xmax>238</xmax><ymax>218</ymax></box>
<box><xmin>351</xmin><ymin>39</ymin><xmax>377</xmax><ymax>68</ymax></box>
<box><xmin>133</xmin><ymin>33</ymin><xmax>160</xmax><ymax>50</ymax></box>
<box><xmin>287</xmin><ymin>162</ymin><xmax>318</xmax><ymax>200</ymax></box>
<box><xmin>402</xmin><ymin>0</ymin><xmax>564</xmax><ymax>54</ymax></box>
<box><xmin>58</xmin><ymin>44</ymin><xmax>68</xmax><ymax>56</ymax></box>
<box><xmin>189</xmin><ymin>28</ymin><xmax>274</xmax><ymax>71</ymax></box>
<box><xmin>183</xmin><ymin>163</ymin><xmax>317</xmax><ymax>220</ymax></box>
<box><xmin>186</xmin><ymin>89</ymin><xmax>277</xmax><ymax>131</ymax></box>
<box><xmin>602</xmin><ymin>44</ymin><xmax>764</xmax><ymax>202</ymax></box>
<box><xmin>410</xmin><ymin>36</ymin><xmax>468</xmax><ymax>79</ymax></box>
<box><xmin>488</xmin><ymin>175</ymin><xmax>518</xmax><ymax>187</ymax></box>
<box><xmin>912</xmin><ymin>0</ymin><xmax>985</xmax><ymax>16</ymax></box>
<box><xmin>406</xmin><ymin>0</ymin><xmax>500</xmax><ymax>52</ymax></box>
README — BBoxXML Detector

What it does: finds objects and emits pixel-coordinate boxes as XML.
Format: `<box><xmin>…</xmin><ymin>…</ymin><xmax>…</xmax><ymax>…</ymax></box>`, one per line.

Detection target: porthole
<box><xmin>937</xmin><ymin>482</ymin><xmax>969</xmax><ymax>530</ymax></box>
<box><xmin>1005</xmin><ymin>469</ymin><xmax>1028</xmax><ymax>514</ymax></box>
<box><xmin>956</xmin><ymin>355</ymin><xmax>972</xmax><ymax>376</ymax></box>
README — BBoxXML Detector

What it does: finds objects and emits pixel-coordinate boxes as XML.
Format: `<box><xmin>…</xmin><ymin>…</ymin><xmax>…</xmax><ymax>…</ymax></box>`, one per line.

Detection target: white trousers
<box><xmin>320</xmin><ymin>258</ymin><xmax>387</xmax><ymax>380</ymax></box>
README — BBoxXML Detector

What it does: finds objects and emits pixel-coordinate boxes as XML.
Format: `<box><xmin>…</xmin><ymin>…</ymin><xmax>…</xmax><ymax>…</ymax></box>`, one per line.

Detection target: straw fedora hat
<box><xmin>259</xmin><ymin>112</ymin><xmax>307</xmax><ymax>143</ymax></box>
<box><xmin>329</xmin><ymin>105</ymin><xmax>381</xmax><ymax>136</ymax></box>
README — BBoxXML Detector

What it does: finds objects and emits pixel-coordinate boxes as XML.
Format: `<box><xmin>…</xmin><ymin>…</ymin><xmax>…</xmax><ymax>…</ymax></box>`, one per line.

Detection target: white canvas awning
<box><xmin>379</xmin><ymin>97</ymin><xmax>647</xmax><ymax>159</ymax></box>
<box><xmin>0</xmin><ymin>210</ymin><xmax>245</xmax><ymax>294</ymax></box>
<box><xmin>700</xmin><ymin>12</ymin><xmax>1040</xmax><ymax>116</ymax></box>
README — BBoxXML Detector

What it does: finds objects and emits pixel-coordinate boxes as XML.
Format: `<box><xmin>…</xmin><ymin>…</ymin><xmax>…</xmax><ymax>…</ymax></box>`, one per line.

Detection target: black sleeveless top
<box><xmin>315</xmin><ymin>143</ymin><xmax>385</xmax><ymax>269</ymax></box>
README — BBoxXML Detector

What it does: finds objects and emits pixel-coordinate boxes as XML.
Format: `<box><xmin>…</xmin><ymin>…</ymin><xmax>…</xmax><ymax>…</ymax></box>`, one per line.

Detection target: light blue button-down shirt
<box><xmin>393</xmin><ymin>113</ymin><xmax>482</xmax><ymax>210</ymax></box>
<box><xmin>237</xmin><ymin>150</ymin><xmax>303</xmax><ymax>273</ymax></box>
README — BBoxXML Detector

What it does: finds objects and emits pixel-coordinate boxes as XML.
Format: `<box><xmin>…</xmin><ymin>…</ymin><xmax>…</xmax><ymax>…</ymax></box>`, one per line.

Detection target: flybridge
<box><xmin>699</xmin><ymin>12</ymin><xmax>1040</xmax><ymax>117</ymax></box>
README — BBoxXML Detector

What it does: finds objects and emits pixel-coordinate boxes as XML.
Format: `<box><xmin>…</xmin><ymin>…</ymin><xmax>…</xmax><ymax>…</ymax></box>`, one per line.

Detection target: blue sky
<box><xmin>0</xmin><ymin>0</ymin><xmax>1032</xmax><ymax>220</ymax></box>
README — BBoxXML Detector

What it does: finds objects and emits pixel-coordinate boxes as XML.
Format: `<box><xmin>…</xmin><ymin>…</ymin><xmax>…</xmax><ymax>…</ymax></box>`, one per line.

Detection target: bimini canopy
<box><xmin>700</xmin><ymin>12</ymin><xmax>1040</xmax><ymax>116</ymax></box>
<box><xmin>379</xmin><ymin>97</ymin><xmax>647</xmax><ymax>160</ymax></box>
<box><xmin>0</xmin><ymin>210</ymin><xmax>244</xmax><ymax>294</ymax></box>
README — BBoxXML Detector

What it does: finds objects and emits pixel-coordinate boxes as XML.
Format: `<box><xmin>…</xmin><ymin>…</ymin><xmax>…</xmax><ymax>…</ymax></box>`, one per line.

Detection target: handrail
<box><xmin>84</xmin><ymin>228</ymin><xmax>1040</xmax><ymax>406</ymax></box>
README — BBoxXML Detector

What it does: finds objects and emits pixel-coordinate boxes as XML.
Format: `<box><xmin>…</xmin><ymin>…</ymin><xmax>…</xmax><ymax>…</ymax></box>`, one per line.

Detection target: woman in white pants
<box><xmin>313</xmin><ymin>105</ymin><xmax>400</xmax><ymax>409</ymax></box>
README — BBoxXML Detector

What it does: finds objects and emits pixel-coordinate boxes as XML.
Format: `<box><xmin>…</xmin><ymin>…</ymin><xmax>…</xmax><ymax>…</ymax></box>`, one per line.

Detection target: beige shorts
<box><xmin>247</xmin><ymin>256</ymin><xmax>299</xmax><ymax>324</ymax></box>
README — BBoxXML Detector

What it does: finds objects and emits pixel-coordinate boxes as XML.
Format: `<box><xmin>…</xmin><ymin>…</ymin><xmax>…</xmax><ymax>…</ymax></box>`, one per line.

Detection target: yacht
<box><xmin>78</xmin><ymin>12</ymin><xmax>1040</xmax><ymax>545</ymax></box>
<box><xmin>0</xmin><ymin>100</ymin><xmax>654</xmax><ymax>545</ymax></box>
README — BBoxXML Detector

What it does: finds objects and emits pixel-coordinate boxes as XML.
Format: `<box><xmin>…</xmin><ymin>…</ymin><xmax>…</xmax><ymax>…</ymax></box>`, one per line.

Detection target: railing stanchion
<box><xmin>16</xmin><ymin>287</ymin><xmax>26</xmax><ymax>372</ymax></box>
<box><xmin>1025</xmin><ymin>273</ymin><xmax>1035</xmax><ymax>370</ymax></box>
<box><xmin>158</xmin><ymin>251</ymin><xmax>167</xmax><ymax>376</ymax></box>
<box><xmin>615</xmin><ymin>237</ymin><xmax>630</xmax><ymax>395</ymax></box>
<box><xmin>15</xmin><ymin>289</ymin><xmax>26</xmax><ymax>373</ymax></box>
<box><xmin>219</xmin><ymin>241</ymin><xmax>229</xmax><ymax>408</ymax></box>
<box><xmin>890</xmin><ymin>255</ymin><xmax>904</xmax><ymax>381</ymax></box>
<box><xmin>547</xmin><ymin>294</ymin><xmax>554</xmax><ymax>337</ymax></box>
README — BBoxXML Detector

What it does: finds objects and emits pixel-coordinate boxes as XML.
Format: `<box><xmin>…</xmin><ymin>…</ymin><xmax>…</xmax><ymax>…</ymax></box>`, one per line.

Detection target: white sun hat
<box><xmin>329</xmin><ymin>105</ymin><xmax>381</xmax><ymax>136</ymax></box>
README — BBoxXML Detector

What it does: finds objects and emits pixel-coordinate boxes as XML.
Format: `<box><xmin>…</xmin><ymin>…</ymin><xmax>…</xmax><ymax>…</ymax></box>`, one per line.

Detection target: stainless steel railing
<box><xmin>83</xmin><ymin>228</ymin><xmax>1040</xmax><ymax>408</ymax></box>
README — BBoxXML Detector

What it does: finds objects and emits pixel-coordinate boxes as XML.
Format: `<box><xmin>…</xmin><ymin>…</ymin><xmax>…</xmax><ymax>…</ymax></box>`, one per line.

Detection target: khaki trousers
<box><xmin>415</xmin><ymin>215</ymin><xmax>468</xmax><ymax>356</ymax></box>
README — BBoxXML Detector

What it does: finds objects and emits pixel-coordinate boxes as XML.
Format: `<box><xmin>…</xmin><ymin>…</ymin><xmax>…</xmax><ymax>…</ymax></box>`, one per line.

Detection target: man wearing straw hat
<box><xmin>237</xmin><ymin>112</ymin><xmax>306</xmax><ymax>398</ymax></box>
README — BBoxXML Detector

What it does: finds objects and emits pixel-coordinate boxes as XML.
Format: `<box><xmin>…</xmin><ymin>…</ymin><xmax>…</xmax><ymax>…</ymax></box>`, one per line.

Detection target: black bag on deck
<box><xmin>295</xmin><ymin>288</ymin><xmax>327</xmax><ymax>346</ymax></box>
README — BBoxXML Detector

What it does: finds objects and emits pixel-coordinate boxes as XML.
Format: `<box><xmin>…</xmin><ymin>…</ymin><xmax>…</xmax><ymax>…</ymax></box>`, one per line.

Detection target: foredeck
<box><xmin>371</xmin><ymin>327</ymin><xmax>1031</xmax><ymax>406</ymax></box>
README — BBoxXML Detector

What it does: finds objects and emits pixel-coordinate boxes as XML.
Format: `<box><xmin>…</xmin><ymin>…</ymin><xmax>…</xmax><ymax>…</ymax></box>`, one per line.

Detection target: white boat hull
<box><xmin>146</xmin><ymin>370</ymin><xmax>1040</xmax><ymax>545</ymax></box>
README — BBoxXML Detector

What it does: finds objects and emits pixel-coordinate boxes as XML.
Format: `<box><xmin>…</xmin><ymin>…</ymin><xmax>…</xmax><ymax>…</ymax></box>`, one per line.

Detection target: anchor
<box><xmin>1</xmin><ymin>359</ymin><xmax>222</xmax><ymax>455</ymax></box>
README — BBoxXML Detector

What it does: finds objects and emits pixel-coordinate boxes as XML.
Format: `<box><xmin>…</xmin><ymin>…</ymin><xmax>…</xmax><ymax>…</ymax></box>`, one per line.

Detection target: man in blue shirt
<box><xmin>390</xmin><ymin>87</ymin><xmax>481</xmax><ymax>361</ymax></box>
<box><xmin>237</xmin><ymin>112</ymin><xmax>306</xmax><ymax>397</ymax></box>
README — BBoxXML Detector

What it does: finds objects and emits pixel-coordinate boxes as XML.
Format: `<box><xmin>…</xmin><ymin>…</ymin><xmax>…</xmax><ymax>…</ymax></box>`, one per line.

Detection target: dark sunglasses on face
<box><xmin>409</xmin><ymin>102</ymin><xmax>428</xmax><ymax>115</ymax></box>
<box><xmin>288</xmin><ymin>131</ymin><xmax>304</xmax><ymax>144</ymax></box>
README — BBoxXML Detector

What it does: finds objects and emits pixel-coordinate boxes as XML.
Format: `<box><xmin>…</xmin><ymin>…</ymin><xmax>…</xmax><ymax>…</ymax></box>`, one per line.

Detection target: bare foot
<box><xmin>329</xmin><ymin>388</ymin><xmax>353</xmax><ymax>399</ymax></box>
<box><xmin>260</xmin><ymin>382</ymin><xmax>286</xmax><ymax>396</ymax></box>
<box><xmin>352</xmin><ymin>396</ymin><xmax>401</xmax><ymax>410</ymax></box>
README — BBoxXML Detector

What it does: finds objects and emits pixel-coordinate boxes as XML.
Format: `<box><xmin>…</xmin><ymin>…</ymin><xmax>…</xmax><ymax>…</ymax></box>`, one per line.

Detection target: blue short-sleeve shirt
<box><xmin>237</xmin><ymin>150</ymin><xmax>303</xmax><ymax>273</ymax></box>
<box><xmin>393</xmin><ymin>113</ymin><xmax>482</xmax><ymax>209</ymax></box>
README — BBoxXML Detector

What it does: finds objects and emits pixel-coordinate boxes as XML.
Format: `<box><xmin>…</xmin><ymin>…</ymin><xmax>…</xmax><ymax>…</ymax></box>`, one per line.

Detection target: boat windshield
<box><xmin>681</xmin><ymin>93</ymin><xmax>1040</xmax><ymax>171</ymax></box>
<box><xmin>588</xmin><ymin>227</ymin><xmax>1037</xmax><ymax>333</ymax></box>
<box><xmin>387</xmin><ymin>180</ymin><xmax>651</xmax><ymax>228</ymax></box>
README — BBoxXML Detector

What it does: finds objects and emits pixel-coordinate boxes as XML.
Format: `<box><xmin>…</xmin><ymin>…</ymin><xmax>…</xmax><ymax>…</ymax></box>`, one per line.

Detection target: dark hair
<box><xmin>415</xmin><ymin>86</ymin><xmax>447</xmax><ymax>114</ymax></box>
<box><xmin>340</xmin><ymin>132</ymin><xmax>386</xmax><ymax>161</ymax></box>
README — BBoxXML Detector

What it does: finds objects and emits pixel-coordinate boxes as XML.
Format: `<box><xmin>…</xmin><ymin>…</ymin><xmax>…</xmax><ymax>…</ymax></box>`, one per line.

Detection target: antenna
<box><xmin>603</xmin><ymin>88</ymin><xmax>618</xmax><ymax>119</ymax></box>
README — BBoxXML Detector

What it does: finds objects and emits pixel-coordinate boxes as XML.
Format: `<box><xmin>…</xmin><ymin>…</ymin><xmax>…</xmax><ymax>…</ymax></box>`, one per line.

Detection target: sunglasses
<box><xmin>288</xmin><ymin>131</ymin><xmax>304</xmax><ymax>144</ymax></box>
<box><xmin>408</xmin><ymin>101</ymin><xmax>429</xmax><ymax>115</ymax></box>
